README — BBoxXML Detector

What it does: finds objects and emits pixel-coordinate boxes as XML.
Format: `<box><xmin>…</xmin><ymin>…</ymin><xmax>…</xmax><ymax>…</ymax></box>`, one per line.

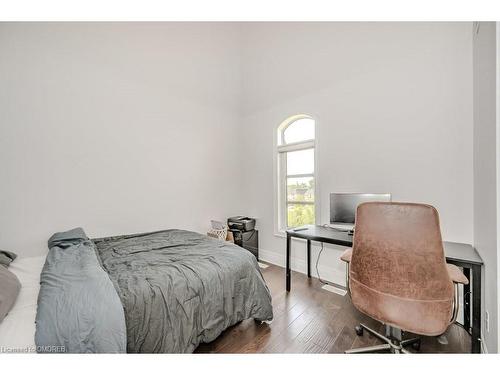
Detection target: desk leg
<box><xmin>463</xmin><ymin>267</ymin><xmax>471</xmax><ymax>332</ymax></box>
<box><xmin>286</xmin><ymin>233</ymin><xmax>291</xmax><ymax>292</ymax></box>
<box><xmin>471</xmin><ymin>264</ymin><xmax>482</xmax><ymax>353</ymax></box>
<box><xmin>307</xmin><ymin>239</ymin><xmax>311</xmax><ymax>278</ymax></box>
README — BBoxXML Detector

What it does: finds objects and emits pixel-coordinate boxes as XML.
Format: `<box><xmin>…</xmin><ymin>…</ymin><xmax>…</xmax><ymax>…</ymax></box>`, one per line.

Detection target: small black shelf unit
<box><xmin>230</xmin><ymin>229</ymin><xmax>259</xmax><ymax>260</ymax></box>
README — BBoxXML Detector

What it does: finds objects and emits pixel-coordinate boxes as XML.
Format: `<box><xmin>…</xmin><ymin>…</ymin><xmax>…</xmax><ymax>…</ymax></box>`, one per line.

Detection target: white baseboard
<box><xmin>259</xmin><ymin>248</ymin><xmax>346</xmax><ymax>287</ymax></box>
<box><xmin>259</xmin><ymin>248</ymin><xmax>283</xmax><ymax>267</ymax></box>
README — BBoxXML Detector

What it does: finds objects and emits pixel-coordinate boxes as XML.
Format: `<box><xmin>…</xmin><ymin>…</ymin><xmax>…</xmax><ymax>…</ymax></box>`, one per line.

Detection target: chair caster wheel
<box><xmin>412</xmin><ymin>341</ymin><xmax>421</xmax><ymax>351</ymax></box>
<box><xmin>355</xmin><ymin>325</ymin><xmax>364</xmax><ymax>336</ymax></box>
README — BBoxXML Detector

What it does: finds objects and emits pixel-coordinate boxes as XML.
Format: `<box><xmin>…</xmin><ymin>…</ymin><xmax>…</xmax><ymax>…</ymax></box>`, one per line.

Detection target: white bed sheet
<box><xmin>0</xmin><ymin>255</ymin><xmax>46</xmax><ymax>353</ymax></box>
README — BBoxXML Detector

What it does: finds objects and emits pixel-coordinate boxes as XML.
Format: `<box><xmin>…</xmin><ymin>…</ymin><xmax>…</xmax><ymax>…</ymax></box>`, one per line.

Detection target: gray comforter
<box><xmin>35</xmin><ymin>228</ymin><xmax>273</xmax><ymax>353</ymax></box>
<box><xmin>35</xmin><ymin>228</ymin><xmax>127</xmax><ymax>353</ymax></box>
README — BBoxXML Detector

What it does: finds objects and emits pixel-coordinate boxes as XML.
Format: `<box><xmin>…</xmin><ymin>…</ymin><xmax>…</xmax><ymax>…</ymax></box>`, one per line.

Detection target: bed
<box><xmin>33</xmin><ymin>228</ymin><xmax>273</xmax><ymax>353</ymax></box>
<box><xmin>0</xmin><ymin>255</ymin><xmax>46</xmax><ymax>353</ymax></box>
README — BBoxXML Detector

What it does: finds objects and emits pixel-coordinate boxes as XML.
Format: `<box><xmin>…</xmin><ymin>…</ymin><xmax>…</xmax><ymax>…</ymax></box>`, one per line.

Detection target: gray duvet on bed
<box><xmin>35</xmin><ymin>228</ymin><xmax>127</xmax><ymax>353</ymax></box>
<box><xmin>93</xmin><ymin>229</ymin><xmax>273</xmax><ymax>353</ymax></box>
<box><xmin>36</xmin><ymin>228</ymin><xmax>273</xmax><ymax>353</ymax></box>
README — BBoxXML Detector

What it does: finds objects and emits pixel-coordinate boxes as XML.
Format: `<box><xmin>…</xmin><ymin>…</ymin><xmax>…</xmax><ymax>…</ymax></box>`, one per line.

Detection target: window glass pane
<box><xmin>287</xmin><ymin>203</ymin><xmax>315</xmax><ymax>227</ymax></box>
<box><xmin>287</xmin><ymin>177</ymin><xmax>314</xmax><ymax>202</ymax></box>
<box><xmin>283</xmin><ymin>118</ymin><xmax>314</xmax><ymax>144</ymax></box>
<box><xmin>286</xmin><ymin>148</ymin><xmax>314</xmax><ymax>175</ymax></box>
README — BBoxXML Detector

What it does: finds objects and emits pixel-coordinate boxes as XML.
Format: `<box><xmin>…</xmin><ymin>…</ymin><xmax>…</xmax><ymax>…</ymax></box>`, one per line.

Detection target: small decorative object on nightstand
<box><xmin>207</xmin><ymin>220</ymin><xmax>228</xmax><ymax>241</ymax></box>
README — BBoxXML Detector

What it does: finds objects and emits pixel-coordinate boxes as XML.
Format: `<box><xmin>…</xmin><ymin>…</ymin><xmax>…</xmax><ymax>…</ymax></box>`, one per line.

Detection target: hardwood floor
<box><xmin>195</xmin><ymin>263</ymin><xmax>471</xmax><ymax>354</ymax></box>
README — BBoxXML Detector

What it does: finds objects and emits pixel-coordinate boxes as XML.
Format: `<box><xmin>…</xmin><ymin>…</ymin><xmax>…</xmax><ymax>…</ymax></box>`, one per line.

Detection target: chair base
<box><xmin>345</xmin><ymin>323</ymin><xmax>421</xmax><ymax>354</ymax></box>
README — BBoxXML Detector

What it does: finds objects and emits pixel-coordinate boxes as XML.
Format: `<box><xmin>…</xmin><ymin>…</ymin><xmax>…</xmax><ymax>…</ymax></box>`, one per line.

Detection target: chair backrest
<box><xmin>349</xmin><ymin>202</ymin><xmax>454</xmax><ymax>336</ymax></box>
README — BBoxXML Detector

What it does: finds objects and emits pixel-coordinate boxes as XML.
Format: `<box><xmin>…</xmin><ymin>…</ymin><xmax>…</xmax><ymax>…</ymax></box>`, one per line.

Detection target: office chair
<box><xmin>340</xmin><ymin>202</ymin><xmax>469</xmax><ymax>354</ymax></box>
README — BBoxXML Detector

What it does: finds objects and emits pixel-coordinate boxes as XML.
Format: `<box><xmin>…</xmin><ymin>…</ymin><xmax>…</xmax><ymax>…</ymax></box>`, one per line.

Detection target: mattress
<box><xmin>0</xmin><ymin>255</ymin><xmax>46</xmax><ymax>353</ymax></box>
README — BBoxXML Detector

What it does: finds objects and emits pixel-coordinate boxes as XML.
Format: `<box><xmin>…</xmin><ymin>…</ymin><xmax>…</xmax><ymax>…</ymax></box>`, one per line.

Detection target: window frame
<box><xmin>276</xmin><ymin>114</ymin><xmax>319</xmax><ymax>233</ymax></box>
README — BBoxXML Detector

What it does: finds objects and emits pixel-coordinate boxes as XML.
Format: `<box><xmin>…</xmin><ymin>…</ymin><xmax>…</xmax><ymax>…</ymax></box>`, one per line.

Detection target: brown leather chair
<box><xmin>340</xmin><ymin>202</ymin><xmax>469</xmax><ymax>353</ymax></box>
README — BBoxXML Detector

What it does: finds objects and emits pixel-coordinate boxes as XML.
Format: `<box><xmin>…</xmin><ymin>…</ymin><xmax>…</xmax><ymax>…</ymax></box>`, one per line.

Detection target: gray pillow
<box><xmin>0</xmin><ymin>266</ymin><xmax>21</xmax><ymax>323</ymax></box>
<box><xmin>0</xmin><ymin>250</ymin><xmax>17</xmax><ymax>268</ymax></box>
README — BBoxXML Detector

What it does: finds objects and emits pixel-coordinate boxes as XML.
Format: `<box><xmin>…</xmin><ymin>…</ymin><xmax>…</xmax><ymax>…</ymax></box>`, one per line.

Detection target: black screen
<box><xmin>330</xmin><ymin>193</ymin><xmax>391</xmax><ymax>224</ymax></box>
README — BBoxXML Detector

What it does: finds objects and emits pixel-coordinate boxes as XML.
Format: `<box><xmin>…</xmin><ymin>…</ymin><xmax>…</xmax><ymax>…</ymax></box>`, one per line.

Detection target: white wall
<box><xmin>472</xmin><ymin>21</ymin><xmax>498</xmax><ymax>353</ymax></box>
<box><xmin>0</xmin><ymin>23</ymin><xmax>243</xmax><ymax>256</ymax></box>
<box><xmin>240</xmin><ymin>23</ymin><xmax>474</xmax><ymax>286</ymax></box>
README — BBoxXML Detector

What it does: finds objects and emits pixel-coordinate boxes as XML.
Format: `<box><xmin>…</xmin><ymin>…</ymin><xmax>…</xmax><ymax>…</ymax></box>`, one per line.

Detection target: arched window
<box><xmin>277</xmin><ymin>115</ymin><xmax>317</xmax><ymax>230</ymax></box>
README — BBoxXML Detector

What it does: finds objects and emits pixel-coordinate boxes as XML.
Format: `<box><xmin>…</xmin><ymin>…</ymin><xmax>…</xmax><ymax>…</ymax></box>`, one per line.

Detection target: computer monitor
<box><xmin>330</xmin><ymin>193</ymin><xmax>392</xmax><ymax>224</ymax></box>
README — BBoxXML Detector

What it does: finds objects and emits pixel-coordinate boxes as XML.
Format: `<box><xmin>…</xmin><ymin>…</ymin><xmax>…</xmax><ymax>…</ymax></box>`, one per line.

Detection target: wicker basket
<box><xmin>207</xmin><ymin>226</ymin><xmax>228</xmax><ymax>241</ymax></box>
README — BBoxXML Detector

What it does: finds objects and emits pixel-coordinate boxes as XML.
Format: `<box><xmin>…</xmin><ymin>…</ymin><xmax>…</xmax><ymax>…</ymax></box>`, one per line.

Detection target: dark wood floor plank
<box><xmin>262</xmin><ymin>309</ymin><xmax>317</xmax><ymax>353</ymax></box>
<box><xmin>350</xmin><ymin>330</ymin><xmax>379</xmax><ymax>350</ymax></box>
<box><xmin>284</xmin><ymin>339</ymin><xmax>328</xmax><ymax>354</ymax></box>
<box><xmin>214</xmin><ymin>319</ymin><xmax>269</xmax><ymax>353</ymax></box>
<box><xmin>328</xmin><ymin>325</ymin><xmax>358</xmax><ymax>353</ymax></box>
<box><xmin>195</xmin><ymin>263</ymin><xmax>470</xmax><ymax>354</ymax></box>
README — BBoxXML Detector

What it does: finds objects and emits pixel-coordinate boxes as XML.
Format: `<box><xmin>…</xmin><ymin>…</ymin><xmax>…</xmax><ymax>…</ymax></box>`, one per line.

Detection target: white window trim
<box><xmin>274</xmin><ymin>114</ymin><xmax>320</xmax><ymax>235</ymax></box>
